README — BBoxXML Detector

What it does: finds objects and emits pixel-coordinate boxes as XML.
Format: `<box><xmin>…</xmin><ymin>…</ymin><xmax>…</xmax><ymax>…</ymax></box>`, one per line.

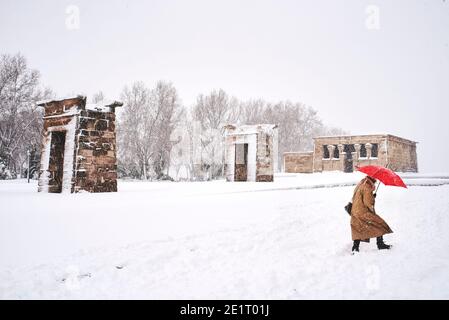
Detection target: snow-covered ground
<box><xmin>1</xmin><ymin>172</ymin><xmax>449</xmax><ymax>299</ymax></box>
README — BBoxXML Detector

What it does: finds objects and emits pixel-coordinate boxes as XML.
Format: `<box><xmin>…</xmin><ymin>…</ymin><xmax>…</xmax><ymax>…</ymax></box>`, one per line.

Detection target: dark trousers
<box><xmin>353</xmin><ymin>236</ymin><xmax>385</xmax><ymax>250</ymax></box>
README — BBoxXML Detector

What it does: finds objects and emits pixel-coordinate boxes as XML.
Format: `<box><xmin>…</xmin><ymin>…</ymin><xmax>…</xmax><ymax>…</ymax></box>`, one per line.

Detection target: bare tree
<box><xmin>117</xmin><ymin>81</ymin><xmax>184</xmax><ymax>180</ymax></box>
<box><xmin>117</xmin><ymin>82</ymin><xmax>151</xmax><ymax>179</ymax></box>
<box><xmin>0</xmin><ymin>53</ymin><xmax>51</xmax><ymax>179</ymax></box>
<box><xmin>91</xmin><ymin>91</ymin><xmax>105</xmax><ymax>104</ymax></box>
<box><xmin>192</xmin><ymin>89</ymin><xmax>239</xmax><ymax>180</ymax></box>
<box><xmin>237</xmin><ymin>99</ymin><xmax>267</xmax><ymax>124</ymax></box>
<box><xmin>320</xmin><ymin>126</ymin><xmax>349</xmax><ymax>137</ymax></box>
<box><xmin>149</xmin><ymin>81</ymin><xmax>184</xmax><ymax>179</ymax></box>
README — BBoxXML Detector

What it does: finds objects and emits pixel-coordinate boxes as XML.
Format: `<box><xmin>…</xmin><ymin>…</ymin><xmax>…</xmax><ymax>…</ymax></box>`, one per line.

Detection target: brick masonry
<box><xmin>37</xmin><ymin>96</ymin><xmax>122</xmax><ymax>193</ymax></box>
<box><xmin>284</xmin><ymin>152</ymin><xmax>314</xmax><ymax>173</ymax></box>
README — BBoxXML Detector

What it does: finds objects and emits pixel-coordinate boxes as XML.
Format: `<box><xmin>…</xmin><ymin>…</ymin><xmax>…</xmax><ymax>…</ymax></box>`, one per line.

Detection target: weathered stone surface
<box><xmin>283</xmin><ymin>152</ymin><xmax>314</xmax><ymax>173</ymax></box>
<box><xmin>224</xmin><ymin>124</ymin><xmax>278</xmax><ymax>182</ymax></box>
<box><xmin>284</xmin><ymin>134</ymin><xmax>417</xmax><ymax>174</ymax></box>
<box><xmin>94</xmin><ymin>119</ymin><xmax>108</xmax><ymax>131</ymax></box>
<box><xmin>37</xmin><ymin>96</ymin><xmax>121</xmax><ymax>193</ymax></box>
<box><xmin>256</xmin><ymin>175</ymin><xmax>274</xmax><ymax>182</ymax></box>
<box><xmin>283</xmin><ymin>134</ymin><xmax>418</xmax><ymax>174</ymax></box>
<box><xmin>386</xmin><ymin>137</ymin><xmax>418</xmax><ymax>172</ymax></box>
<box><xmin>38</xmin><ymin>96</ymin><xmax>86</xmax><ymax>117</ymax></box>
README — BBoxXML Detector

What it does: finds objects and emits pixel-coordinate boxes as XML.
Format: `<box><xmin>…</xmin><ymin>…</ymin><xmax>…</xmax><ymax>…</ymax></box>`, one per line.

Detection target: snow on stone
<box><xmin>85</xmin><ymin>100</ymin><xmax>122</xmax><ymax>113</ymax></box>
<box><xmin>36</xmin><ymin>95</ymin><xmax>86</xmax><ymax>106</ymax></box>
<box><xmin>42</xmin><ymin>107</ymin><xmax>80</xmax><ymax>119</ymax></box>
<box><xmin>37</xmin><ymin>133</ymin><xmax>52</xmax><ymax>193</ymax></box>
<box><xmin>224</xmin><ymin>124</ymin><xmax>277</xmax><ymax>135</ymax></box>
<box><xmin>61</xmin><ymin>117</ymin><xmax>77</xmax><ymax>193</ymax></box>
<box><xmin>1</xmin><ymin>172</ymin><xmax>449</xmax><ymax>299</ymax></box>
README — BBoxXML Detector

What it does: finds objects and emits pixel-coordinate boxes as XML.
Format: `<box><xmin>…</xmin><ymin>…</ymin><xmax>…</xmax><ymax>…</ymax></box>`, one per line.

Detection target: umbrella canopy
<box><xmin>357</xmin><ymin>165</ymin><xmax>407</xmax><ymax>188</ymax></box>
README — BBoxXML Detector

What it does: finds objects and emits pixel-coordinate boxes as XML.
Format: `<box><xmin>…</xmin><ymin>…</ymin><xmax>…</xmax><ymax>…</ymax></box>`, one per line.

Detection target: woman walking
<box><xmin>350</xmin><ymin>176</ymin><xmax>393</xmax><ymax>253</ymax></box>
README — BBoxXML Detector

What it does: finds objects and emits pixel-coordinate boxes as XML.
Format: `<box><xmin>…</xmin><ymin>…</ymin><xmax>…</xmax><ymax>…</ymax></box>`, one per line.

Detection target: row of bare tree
<box><xmin>0</xmin><ymin>53</ymin><xmax>51</xmax><ymax>179</ymax></box>
<box><xmin>117</xmin><ymin>86</ymin><xmax>346</xmax><ymax>181</ymax></box>
<box><xmin>0</xmin><ymin>52</ymin><xmax>346</xmax><ymax>180</ymax></box>
<box><xmin>117</xmin><ymin>81</ymin><xmax>184</xmax><ymax>180</ymax></box>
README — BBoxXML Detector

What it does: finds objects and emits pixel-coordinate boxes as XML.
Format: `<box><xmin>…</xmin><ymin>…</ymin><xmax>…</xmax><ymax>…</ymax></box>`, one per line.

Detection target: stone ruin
<box><xmin>224</xmin><ymin>124</ymin><xmax>279</xmax><ymax>182</ymax></box>
<box><xmin>37</xmin><ymin>96</ymin><xmax>122</xmax><ymax>193</ymax></box>
<box><xmin>284</xmin><ymin>134</ymin><xmax>418</xmax><ymax>173</ymax></box>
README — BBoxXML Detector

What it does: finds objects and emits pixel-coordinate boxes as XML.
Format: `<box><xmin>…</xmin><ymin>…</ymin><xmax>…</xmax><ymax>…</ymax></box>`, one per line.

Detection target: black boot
<box><xmin>352</xmin><ymin>240</ymin><xmax>360</xmax><ymax>253</ymax></box>
<box><xmin>377</xmin><ymin>236</ymin><xmax>391</xmax><ymax>250</ymax></box>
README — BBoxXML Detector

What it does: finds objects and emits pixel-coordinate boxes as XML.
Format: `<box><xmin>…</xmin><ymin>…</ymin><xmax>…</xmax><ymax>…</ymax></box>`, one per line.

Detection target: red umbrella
<box><xmin>357</xmin><ymin>165</ymin><xmax>407</xmax><ymax>189</ymax></box>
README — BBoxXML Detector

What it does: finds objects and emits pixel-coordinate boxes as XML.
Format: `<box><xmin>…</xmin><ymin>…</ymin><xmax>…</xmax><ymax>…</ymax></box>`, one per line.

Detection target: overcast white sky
<box><xmin>1</xmin><ymin>0</ymin><xmax>448</xmax><ymax>172</ymax></box>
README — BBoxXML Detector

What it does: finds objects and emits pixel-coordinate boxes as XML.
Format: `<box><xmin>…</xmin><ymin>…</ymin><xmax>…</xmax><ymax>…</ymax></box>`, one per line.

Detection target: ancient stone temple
<box><xmin>37</xmin><ymin>96</ymin><xmax>122</xmax><ymax>193</ymax></box>
<box><xmin>284</xmin><ymin>134</ymin><xmax>418</xmax><ymax>174</ymax></box>
<box><xmin>224</xmin><ymin>124</ymin><xmax>278</xmax><ymax>182</ymax></box>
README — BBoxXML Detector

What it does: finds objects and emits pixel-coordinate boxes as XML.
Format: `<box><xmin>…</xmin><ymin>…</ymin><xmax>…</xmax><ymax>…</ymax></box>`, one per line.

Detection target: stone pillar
<box><xmin>365</xmin><ymin>143</ymin><xmax>372</xmax><ymax>159</ymax></box>
<box><xmin>354</xmin><ymin>144</ymin><xmax>361</xmax><ymax>158</ymax></box>
<box><xmin>328</xmin><ymin>145</ymin><xmax>336</xmax><ymax>170</ymax></box>
<box><xmin>328</xmin><ymin>145</ymin><xmax>336</xmax><ymax>159</ymax></box>
<box><xmin>338</xmin><ymin>144</ymin><xmax>344</xmax><ymax>171</ymax></box>
<box><xmin>353</xmin><ymin>143</ymin><xmax>360</xmax><ymax>170</ymax></box>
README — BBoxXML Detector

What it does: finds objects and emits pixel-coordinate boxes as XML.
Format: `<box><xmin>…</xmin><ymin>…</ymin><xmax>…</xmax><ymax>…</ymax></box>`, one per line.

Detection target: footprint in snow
<box><xmin>61</xmin><ymin>273</ymin><xmax>92</xmax><ymax>282</ymax></box>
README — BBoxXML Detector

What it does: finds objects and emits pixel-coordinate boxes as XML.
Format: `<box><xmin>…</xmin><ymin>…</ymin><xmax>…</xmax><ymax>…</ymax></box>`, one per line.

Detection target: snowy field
<box><xmin>1</xmin><ymin>172</ymin><xmax>449</xmax><ymax>299</ymax></box>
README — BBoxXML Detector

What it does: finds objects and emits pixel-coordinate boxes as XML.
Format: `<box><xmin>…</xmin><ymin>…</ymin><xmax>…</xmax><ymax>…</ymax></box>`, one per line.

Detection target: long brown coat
<box><xmin>350</xmin><ymin>177</ymin><xmax>393</xmax><ymax>241</ymax></box>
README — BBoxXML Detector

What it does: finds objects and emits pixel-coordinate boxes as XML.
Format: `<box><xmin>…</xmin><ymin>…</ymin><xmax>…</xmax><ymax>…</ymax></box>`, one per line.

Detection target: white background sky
<box><xmin>1</xmin><ymin>0</ymin><xmax>448</xmax><ymax>172</ymax></box>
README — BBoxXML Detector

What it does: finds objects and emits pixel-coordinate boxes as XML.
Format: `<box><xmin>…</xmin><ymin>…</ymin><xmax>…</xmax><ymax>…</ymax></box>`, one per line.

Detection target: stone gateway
<box><xmin>224</xmin><ymin>124</ymin><xmax>279</xmax><ymax>182</ymax></box>
<box><xmin>37</xmin><ymin>96</ymin><xmax>122</xmax><ymax>193</ymax></box>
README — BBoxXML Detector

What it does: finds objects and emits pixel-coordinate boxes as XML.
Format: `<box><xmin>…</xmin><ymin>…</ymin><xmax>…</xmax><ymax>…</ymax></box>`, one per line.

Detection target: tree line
<box><xmin>0</xmin><ymin>53</ymin><xmax>346</xmax><ymax>181</ymax></box>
